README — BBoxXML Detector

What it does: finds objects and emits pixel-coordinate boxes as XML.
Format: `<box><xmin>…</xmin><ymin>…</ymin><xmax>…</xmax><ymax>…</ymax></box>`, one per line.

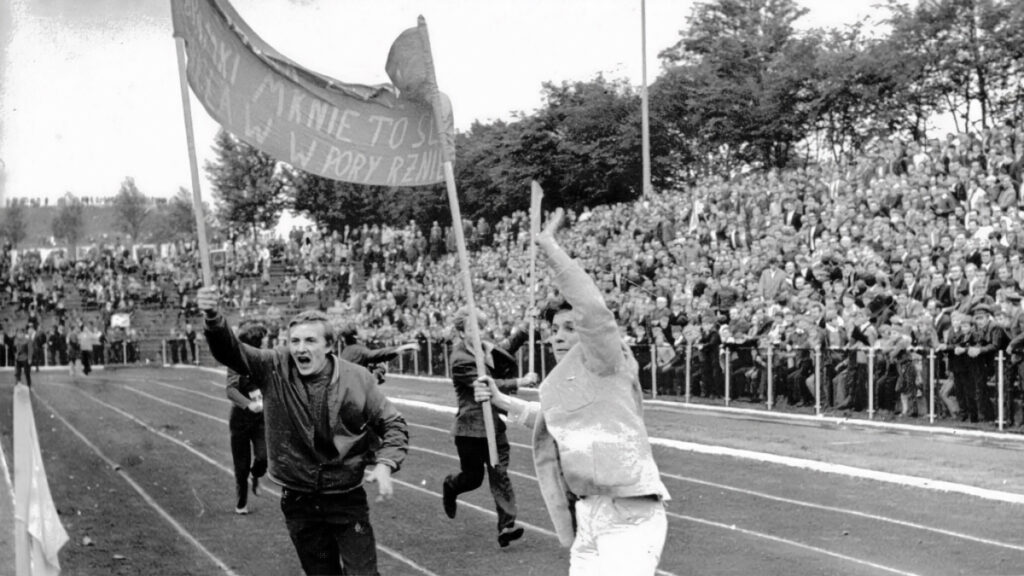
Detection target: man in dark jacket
<box><xmin>443</xmin><ymin>306</ymin><xmax>536</xmax><ymax>547</ymax></box>
<box><xmin>14</xmin><ymin>326</ymin><xmax>34</xmax><ymax>387</ymax></box>
<box><xmin>197</xmin><ymin>286</ymin><xmax>408</xmax><ymax>576</ymax></box>
<box><xmin>225</xmin><ymin>321</ymin><xmax>269</xmax><ymax>515</ymax></box>
<box><xmin>338</xmin><ymin>324</ymin><xmax>419</xmax><ymax>384</ymax></box>
<box><xmin>955</xmin><ymin>303</ymin><xmax>1008</xmax><ymax>422</ymax></box>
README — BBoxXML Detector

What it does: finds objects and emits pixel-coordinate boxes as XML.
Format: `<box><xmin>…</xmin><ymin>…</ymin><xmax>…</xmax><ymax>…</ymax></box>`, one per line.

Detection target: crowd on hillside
<box><xmin>3</xmin><ymin>125</ymin><xmax>1024</xmax><ymax>425</ymax></box>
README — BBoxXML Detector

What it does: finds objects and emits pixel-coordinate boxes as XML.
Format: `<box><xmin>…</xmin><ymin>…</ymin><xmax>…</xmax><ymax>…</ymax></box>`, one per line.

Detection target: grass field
<box><xmin>2</xmin><ymin>366</ymin><xmax>1024</xmax><ymax>575</ymax></box>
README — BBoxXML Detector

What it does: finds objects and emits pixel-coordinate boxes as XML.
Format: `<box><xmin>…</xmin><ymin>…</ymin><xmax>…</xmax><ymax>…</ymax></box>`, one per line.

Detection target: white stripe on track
<box><xmin>389</xmin><ymin>398</ymin><xmax>1024</xmax><ymax>506</ymax></box>
<box><xmin>30</xmin><ymin>392</ymin><xmax>242</xmax><ymax>576</ymax></box>
<box><xmin>143</xmin><ymin>379</ymin><xmax>1024</xmax><ymax>549</ymax></box>
<box><xmin>129</xmin><ymin>379</ymin><xmax>681</xmax><ymax>575</ymax></box>
<box><xmin>409</xmin><ymin>426</ymin><xmax>1024</xmax><ymax>553</ymax></box>
<box><xmin>659</xmin><ymin>472</ymin><xmax>1024</xmax><ymax>553</ymax></box>
<box><xmin>650</xmin><ymin>437</ymin><xmax>1024</xmax><ymax>505</ymax></box>
<box><xmin>145</xmin><ymin>382</ymin><xmax>1024</xmax><ymax>552</ymax></box>
<box><xmin>51</xmin><ymin>383</ymin><xmax>438</xmax><ymax>576</ymax></box>
<box><xmin>138</xmin><ymin>375</ymin><xmax>1024</xmax><ymax>573</ymax></box>
<box><xmin>0</xmin><ymin>396</ymin><xmax>14</xmax><ymax>519</ymax></box>
<box><xmin>673</xmin><ymin>512</ymin><xmax>922</xmax><ymax>576</ymax></box>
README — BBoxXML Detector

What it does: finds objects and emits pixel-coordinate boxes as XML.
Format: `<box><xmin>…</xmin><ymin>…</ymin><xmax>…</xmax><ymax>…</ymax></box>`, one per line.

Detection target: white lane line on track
<box><xmin>0</xmin><ymin>404</ymin><xmax>14</xmax><ymax>520</ymax></box>
<box><xmin>675</xmin><ymin>513</ymin><xmax>923</xmax><ymax>576</ymax></box>
<box><xmin>134</xmin><ymin>378</ymin><xmax>681</xmax><ymax>576</ymax></box>
<box><xmin>29</xmin><ymin>392</ymin><xmax>242</xmax><ymax>576</ymax></box>
<box><xmin>388</xmin><ymin>398</ymin><xmax>1024</xmax><ymax>506</ymax></box>
<box><xmin>407</xmin><ymin>422</ymin><xmax>1024</xmax><ymax>553</ymax></box>
<box><xmin>146</xmin><ymin>375</ymin><xmax>1024</xmax><ymax>565</ymax></box>
<box><xmin>148</xmin><ymin>382</ymin><xmax>1024</xmax><ymax>551</ymax></box>
<box><xmin>147</xmin><ymin>383</ymin><xmax>1000</xmax><ymax>573</ymax></box>
<box><xmin>650</xmin><ymin>437</ymin><xmax>1024</xmax><ymax>506</ymax></box>
<box><xmin>53</xmin><ymin>383</ymin><xmax>438</xmax><ymax>576</ymax></box>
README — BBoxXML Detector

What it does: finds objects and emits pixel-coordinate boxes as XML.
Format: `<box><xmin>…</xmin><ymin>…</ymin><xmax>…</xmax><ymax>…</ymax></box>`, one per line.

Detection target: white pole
<box><xmin>529</xmin><ymin>182</ymin><xmax>543</xmax><ymax>376</ymax></box>
<box><xmin>814</xmin><ymin>349</ymin><xmax>822</xmax><ymax>416</ymax></box>
<box><xmin>928</xmin><ymin>349</ymin><xmax>936</xmax><ymax>424</ymax></box>
<box><xmin>868</xmin><ymin>348</ymin><xmax>875</xmax><ymax>420</ymax></box>
<box><xmin>640</xmin><ymin>0</ymin><xmax>653</xmax><ymax>198</ymax></box>
<box><xmin>174</xmin><ymin>38</ymin><xmax>214</xmax><ymax>286</ymax></box>
<box><xmin>417</xmin><ymin>17</ymin><xmax>499</xmax><ymax>466</ymax></box>
<box><xmin>997</xmin><ymin>351</ymin><xmax>1005</xmax><ymax>431</ymax></box>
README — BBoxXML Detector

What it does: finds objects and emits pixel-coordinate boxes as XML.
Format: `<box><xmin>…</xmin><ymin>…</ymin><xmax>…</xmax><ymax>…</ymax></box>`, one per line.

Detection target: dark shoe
<box><xmin>251</xmin><ymin>476</ymin><xmax>260</xmax><ymax>496</ymax></box>
<box><xmin>498</xmin><ymin>525</ymin><xmax>524</xmax><ymax>548</ymax></box>
<box><xmin>442</xmin><ymin>477</ymin><xmax>456</xmax><ymax>519</ymax></box>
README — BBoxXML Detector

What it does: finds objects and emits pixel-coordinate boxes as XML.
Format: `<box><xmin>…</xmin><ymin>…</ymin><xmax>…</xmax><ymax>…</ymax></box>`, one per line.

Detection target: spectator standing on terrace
<box><xmin>184</xmin><ymin>322</ymin><xmax>198</xmax><ymax>365</ymax></box>
<box><xmin>32</xmin><ymin>325</ymin><xmax>47</xmax><ymax>371</ymax></box>
<box><xmin>475</xmin><ymin>209</ymin><xmax>669</xmax><ymax>575</ymax></box>
<box><xmin>67</xmin><ymin>325</ymin><xmax>81</xmax><ymax>376</ymax></box>
<box><xmin>442</xmin><ymin>306</ymin><xmax>535</xmax><ymax>548</ymax></box>
<box><xmin>78</xmin><ymin>322</ymin><xmax>99</xmax><ymax>376</ymax></box>
<box><xmin>14</xmin><ymin>327</ymin><xmax>34</xmax><ymax>387</ymax></box>
<box><xmin>225</xmin><ymin>321</ymin><xmax>269</xmax><ymax>515</ymax></box>
<box><xmin>198</xmin><ymin>288</ymin><xmax>408</xmax><ymax>576</ymax></box>
<box><xmin>955</xmin><ymin>303</ymin><xmax>1008</xmax><ymax>422</ymax></box>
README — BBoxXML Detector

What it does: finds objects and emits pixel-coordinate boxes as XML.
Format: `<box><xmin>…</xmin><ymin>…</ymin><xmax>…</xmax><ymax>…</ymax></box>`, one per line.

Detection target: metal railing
<box><xmin>5</xmin><ymin>338</ymin><xmax>1018</xmax><ymax>432</ymax></box>
<box><xmin>378</xmin><ymin>340</ymin><xmax>1023</xmax><ymax>433</ymax></box>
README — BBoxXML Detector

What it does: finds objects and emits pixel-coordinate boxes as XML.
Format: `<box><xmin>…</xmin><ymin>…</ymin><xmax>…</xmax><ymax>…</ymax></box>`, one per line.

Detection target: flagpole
<box><xmin>417</xmin><ymin>16</ymin><xmax>499</xmax><ymax>466</ymax></box>
<box><xmin>174</xmin><ymin>37</ymin><xmax>215</xmax><ymax>286</ymax></box>
<box><xmin>640</xmin><ymin>0</ymin><xmax>653</xmax><ymax>199</ymax></box>
<box><xmin>528</xmin><ymin>182</ymin><xmax>544</xmax><ymax>376</ymax></box>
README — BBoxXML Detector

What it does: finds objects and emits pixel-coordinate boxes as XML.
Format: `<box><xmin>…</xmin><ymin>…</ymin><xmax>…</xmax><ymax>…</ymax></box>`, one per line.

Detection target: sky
<box><xmin>0</xmin><ymin>0</ymin><xmax>888</xmax><ymax>205</ymax></box>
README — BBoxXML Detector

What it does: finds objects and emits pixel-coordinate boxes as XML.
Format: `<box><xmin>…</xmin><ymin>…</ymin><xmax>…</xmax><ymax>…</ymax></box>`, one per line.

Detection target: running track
<box><xmin>4</xmin><ymin>367</ymin><xmax>1024</xmax><ymax>575</ymax></box>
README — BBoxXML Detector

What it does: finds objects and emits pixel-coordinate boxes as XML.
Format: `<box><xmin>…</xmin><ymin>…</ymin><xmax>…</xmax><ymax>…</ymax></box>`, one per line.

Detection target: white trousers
<box><xmin>569</xmin><ymin>495</ymin><xmax>668</xmax><ymax>576</ymax></box>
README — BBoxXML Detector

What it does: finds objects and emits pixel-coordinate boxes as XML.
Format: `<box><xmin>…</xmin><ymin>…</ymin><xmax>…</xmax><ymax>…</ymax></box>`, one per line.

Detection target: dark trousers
<box><xmin>280</xmin><ymin>487</ymin><xmax>378</xmax><ymax>576</ymax></box>
<box><xmin>229</xmin><ymin>412</ymin><xmax>267</xmax><ymax>509</ymax></box>
<box><xmin>81</xmin><ymin>350</ymin><xmax>92</xmax><ymax>375</ymax></box>
<box><xmin>448</xmin><ymin>434</ymin><xmax>517</xmax><ymax>532</ymax></box>
<box><xmin>15</xmin><ymin>360</ymin><xmax>31</xmax><ymax>387</ymax></box>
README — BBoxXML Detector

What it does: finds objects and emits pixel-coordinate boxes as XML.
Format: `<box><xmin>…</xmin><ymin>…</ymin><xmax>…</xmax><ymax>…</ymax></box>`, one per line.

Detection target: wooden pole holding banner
<box><xmin>417</xmin><ymin>17</ymin><xmax>498</xmax><ymax>466</ymax></box>
<box><xmin>528</xmin><ymin>182</ymin><xmax>544</xmax><ymax>376</ymax></box>
<box><xmin>174</xmin><ymin>38</ymin><xmax>214</xmax><ymax>287</ymax></box>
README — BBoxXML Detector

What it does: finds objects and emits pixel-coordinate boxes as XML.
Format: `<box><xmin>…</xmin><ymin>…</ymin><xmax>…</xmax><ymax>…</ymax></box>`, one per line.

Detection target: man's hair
<box><xmin>451</xmin><ymin>306</ymin><xmax>488</xmax><ymax>333</ymax></box>
<box><xmin>338</xmin><ymin>322</ymin><xmax>359</xmax><ymax>345</ymax></box>
<box><xmin>287</xmin><ymin>310</ymin><xmax>335</xmax><ymax>348</ymax></box>
<box><xmin>237</xmin><ymin>321</ymin><xmax>268</xmax><ymax>348</ymax></box>
<box><xmin>543</xmin><ymin>300</ymin><xmax>574</xmax><ymax>325</ymax></box>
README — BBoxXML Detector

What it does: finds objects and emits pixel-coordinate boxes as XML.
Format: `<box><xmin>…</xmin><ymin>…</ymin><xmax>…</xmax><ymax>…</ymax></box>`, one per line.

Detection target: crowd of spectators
<box><xmin>3</xmin><ymin>125</ymin><xmax>1024</xmax><ymax>427</ymax></box>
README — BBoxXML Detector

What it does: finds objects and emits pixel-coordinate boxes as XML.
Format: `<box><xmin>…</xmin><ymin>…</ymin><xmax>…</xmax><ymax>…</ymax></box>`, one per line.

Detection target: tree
<box><xmin>51</xmin><ymin>192</ymin><xmax>85</xmax><ymax>254</ymax></box>
<box><xmin>147</xmin><ymin>187</ymin><xmax>215</xmax><ymax>245</ymax></box>
<box><xmin>206</xmin><ymin>129</ymin><xmax>289</xmax><ymax>240</ymax></box>
<box><xmin>653</xmin><ymin>0</ymin><xmax>817</xmax><ymax>169</ymax></box>
<box><xmin>113</xmin><ymin>176</ymin><xmax>149</xmax><ymax>243</ymax></box>
<box><xmin>2</xmin><ymin>201</ymin><xmax>27</xmax><ymax>247</ymax></box>
<box><xmin>453</xmin><ymin>76</ymin><xmax>651</xmax><ymax>217</ymax></box>
<box><xmin>883</xmin><ymin>0</ymin><xmax>1024</xmax><ymax>132</ymax></box>
<box><xmin>286</xmin><ymin>166</ymin><xmax>391</xmax><ymax>232</ymax></box>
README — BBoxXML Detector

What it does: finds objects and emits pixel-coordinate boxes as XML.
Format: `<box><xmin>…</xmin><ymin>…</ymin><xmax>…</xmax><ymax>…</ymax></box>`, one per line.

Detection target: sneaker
<box><xmin>442</xmin><ymin>476</ymin><xmax>457</xmax><ymax>519</ymax></box>
<box><xmin>251</xmin><ymin>476</ymin><xmax>260</xmax><ymax>496</ymax></box>
<box><xmin>498</xmin><ymin>525</ymin><xmax>524</xmax><ymax>548</ymax></box>
<box><xmin>234</xmin><ymin>505</ymin><xmax>250</xmax><ymax>515</ymax></box>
